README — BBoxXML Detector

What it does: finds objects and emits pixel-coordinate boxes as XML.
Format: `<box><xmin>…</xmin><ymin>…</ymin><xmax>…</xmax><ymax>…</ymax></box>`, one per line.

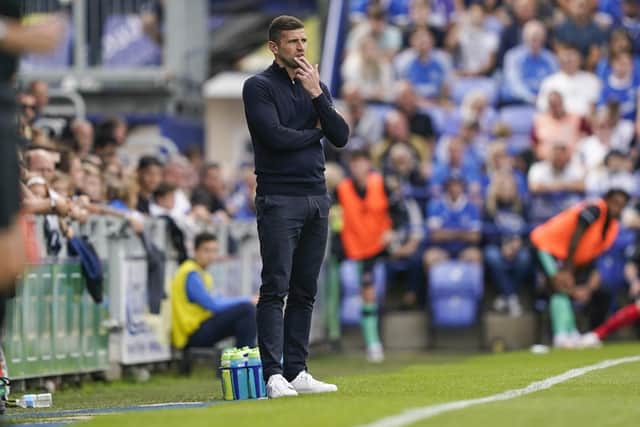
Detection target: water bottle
<box><xmin>230</xmin><ymin>351</ymin><xmax>249</xmax><ymax>400</ymax></box>
<box><xmin>15</xmin><ymin>393</ymin><xmax>52</xmax><ymax>408</ymax></box>
<box><xmin>219</xmin><ymin>350</ymin><xmax>235</xmax><ymax>401</ymax></box>
<box><xmin>247</xmin><ymin>348</ymin><xmax>266</xmax><ymax>399</ymax></box>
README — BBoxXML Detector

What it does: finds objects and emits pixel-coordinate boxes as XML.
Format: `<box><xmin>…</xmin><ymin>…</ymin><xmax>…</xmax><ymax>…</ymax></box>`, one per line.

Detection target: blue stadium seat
<box><xmin>499</xmin><ymin>105</ymin><xmax>536</xmax><ymax>135</ymax></box>
<box><xmin>339</xmin><ymin>260</ymin><xmax>386</xmax><ymax>325</ymax></box>
<box><xmin>451</xmin><ymin>78</ymin><xmax>498</xmax><ymax>106</ymax></box>
<box><xmin>429</xmin><ymin>261</ymin><xmax>483</xmax><ymax>327</ymax></box>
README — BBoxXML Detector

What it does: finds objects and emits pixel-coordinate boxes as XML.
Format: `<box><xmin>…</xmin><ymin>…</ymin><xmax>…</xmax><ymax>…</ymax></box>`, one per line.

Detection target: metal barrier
<box><xmin>3</xmin><ymin>214</ymin><xmax>328</xmax><ymax>380</ymax></box>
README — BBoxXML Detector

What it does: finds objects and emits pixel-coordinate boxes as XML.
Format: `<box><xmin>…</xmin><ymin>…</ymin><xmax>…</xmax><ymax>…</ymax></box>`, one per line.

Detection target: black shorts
<box><xmin>0</xmin><ymin>84</ymin><xmax>20</xmax><ymax>229</ymax></box>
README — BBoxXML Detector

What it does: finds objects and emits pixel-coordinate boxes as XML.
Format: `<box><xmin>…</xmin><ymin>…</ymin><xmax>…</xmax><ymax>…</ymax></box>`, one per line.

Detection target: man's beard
<box><xmin>279</xmin><ymin>55</ymin><xmax>300</xmax><ymax>69</ymax></box>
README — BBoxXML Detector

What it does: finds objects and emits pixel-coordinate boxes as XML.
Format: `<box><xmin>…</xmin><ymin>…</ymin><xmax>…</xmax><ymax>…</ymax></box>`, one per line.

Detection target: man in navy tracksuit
<box><xmin>242</xmin><ymin>15</ymin><xmax>349</xmax><ymax>398</ymax></box>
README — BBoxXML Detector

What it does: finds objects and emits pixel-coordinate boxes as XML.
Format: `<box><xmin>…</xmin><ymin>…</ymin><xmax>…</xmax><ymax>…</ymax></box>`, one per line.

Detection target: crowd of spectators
<box><xmin>16</xmin><ymin>79</ymin><xmax>257</xmax><ymax>259</ymax></box>
<box><xmin>331</xmin><ymin>0</ymin><xmax>640</xmax><ymax>318</ymax></box>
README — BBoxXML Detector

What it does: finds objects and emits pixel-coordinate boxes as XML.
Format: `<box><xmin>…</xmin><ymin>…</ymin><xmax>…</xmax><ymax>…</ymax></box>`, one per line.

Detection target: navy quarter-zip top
<box><xmin>242</xmin><ymin>61</ymin><xmax>349</xmax><ymax>196</ymax></box>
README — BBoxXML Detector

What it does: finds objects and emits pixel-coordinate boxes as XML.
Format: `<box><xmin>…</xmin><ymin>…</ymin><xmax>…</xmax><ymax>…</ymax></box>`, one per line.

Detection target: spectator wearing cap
<box><xmin>136</xmin><ymin>155</ymin><xmax>163</xmax><ymax>214</ymax></box>
<box><xmin>553</xmin><ymin>0</ymin><xmax>607</xmax><ymax>71</ymax></box>
<box><xmin>423</xmin><ymin>173</ymin><xmax>482</xmax><ymax>271</ymax></box>
<box><xmin>346</xmin><ymin>3</ymin><xmax>403</xmax><ymax>60</ymax></box>
<box><xmin>537</xmin><ymin>43</ymin><xmax>601</xmax><ymax>117</ymax></box>
<box><xmin>532</xmin><ymin>91</ymin><xmax>589</xmax><ymax>161</ymax></box>
<box><xmin>483</xmin><ymin>170</ymin><xmax>531</xmax><ymax>317</ymax></box>
<box><xmin>598</xmin><ymin>50</ymin><xmax>640</xmax><ymax>122</ymax></box>
<box><xmin>395</xmin><ymin>27</ymin><xmax>452</xmax><ymax>104</ymax></box>
<box><xmin>585</xmin><ymin>149</ymin><xmax>634</xmax><ymax>197</ymax></box>
<box><xmin>502</xmin><ymin>20</ymin><xmax>558</xmax><ymax>105</ymax></box>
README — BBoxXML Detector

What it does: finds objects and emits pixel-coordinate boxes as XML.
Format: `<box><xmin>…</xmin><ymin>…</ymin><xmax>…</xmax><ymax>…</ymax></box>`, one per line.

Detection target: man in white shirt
<box><xmin>528</xmin><ymin>141</ymin><xmax>586</xmax><ymax>194</ymax></box>
<box><xmin>528</xmin><ymin>140</ymin><xmax>586</xmax><ymax>222</ymax></box>
<box><xmin>536</xmin><ymin>42</ymin><xmax>601</xmax><ymax>116</ymax></box>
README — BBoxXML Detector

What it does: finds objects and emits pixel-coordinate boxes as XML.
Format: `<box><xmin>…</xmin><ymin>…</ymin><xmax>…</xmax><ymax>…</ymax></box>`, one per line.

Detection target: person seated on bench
<box><xmin>171</xmin><ymin>232</ymin><xmax>257</xmax><ymax>352</ymax></box>
<box><xmin>423</xmin><ymin>173</ymin><xmax>483</xmax><ymax>270</ymax></box>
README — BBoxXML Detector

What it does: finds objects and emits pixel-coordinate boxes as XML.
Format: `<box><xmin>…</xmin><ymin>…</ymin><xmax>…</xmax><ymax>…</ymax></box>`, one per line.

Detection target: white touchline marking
<box><xmin>360</xmin><ymin>355</ymin><xmax>640</xmax><ymax>427</ymax></box>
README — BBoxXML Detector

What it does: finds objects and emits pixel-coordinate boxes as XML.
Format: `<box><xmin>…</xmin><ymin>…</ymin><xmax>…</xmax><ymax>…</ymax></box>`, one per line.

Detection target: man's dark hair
<box><xmin>194</xmin><ymin>232</ymin><xmax>217</xmax><ymax>250</ymax></box>
<box><xmin>200</xmin><ymin>162</ymin><xmax>220</xmax><ymax>180</ymax></box>
<box><xmin>138</xmin><ymin>155</ymin><xmax>163</xmax><ymax>171</ymax></box>
<box><xmin>268</xmin><ymin>15</ymin><xmax>305</xmax><ymax>43</ymax></box>
<box><xmin>367</xmin><ymin>3</ymin><xmax>387</xmax><ymax>20</ymax></box>
<box><xmin>94</xmin><ymin>134</ymin><xmax>117</xmax><ymax>150</ymax></box>
<box><xmin>348</xmin><ymin>149</ymin><xmax>371</xmax><ymax>162</ymax></box>
<box><xmin>153</xmin><ymin>182</ymin><xmax>176</xmax><ymax>199</ymax></box>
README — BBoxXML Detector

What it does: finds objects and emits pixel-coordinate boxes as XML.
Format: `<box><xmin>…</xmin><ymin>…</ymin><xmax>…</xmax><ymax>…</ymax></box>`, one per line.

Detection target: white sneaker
<box><xmin>266</xmin><ymin>374</ymin><xmax>298</xmax><ymax>399</ymax></box>
<box><xmin>553</xmin><ymin>331</ymin><xmax>579</xmax><ymax>349</ymax></box>
<box><xmin>366</xmin><ymin>342</ymin><xmax>384</xmax><ymax>363</ymax></box>
<box><xmin>507</xmin><ymin>295</ymin><xmax>523</xmax><ymax>317</ymax></box>
<box><xmin>290</xmin><ymin>371</ymin><xmax>338</xmax><ymax>394</ymax></box>
<box><xmin>579</xmin><ymin>332</ymin><xmax>602</xmax><ymax>349</ymax></box>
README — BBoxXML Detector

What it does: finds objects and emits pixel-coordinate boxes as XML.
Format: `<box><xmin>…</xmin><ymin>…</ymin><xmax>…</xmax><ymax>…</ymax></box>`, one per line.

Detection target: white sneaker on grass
<box><xmin>553</xmin><ymin>331</ymin><xmax>579</xmax><ymax>349</ymax></box>
<box><xmin>290</xmin><ymin>371</ymin><xmax>338</xmax><ymax>394</ymax></box>
<box><xmin>266</xmin><ymin>374</ymin><xmax>298</xmax><ymax>399</ymax></box>
<box><xmin>579</xmin><ymin>332</ymin><xmax>602</xmax><ymax>349</ymax></box>
<box><xmin>366</xmin><ymin>342</ymin><xmax>384</xmax><ymax>363</ymax></box>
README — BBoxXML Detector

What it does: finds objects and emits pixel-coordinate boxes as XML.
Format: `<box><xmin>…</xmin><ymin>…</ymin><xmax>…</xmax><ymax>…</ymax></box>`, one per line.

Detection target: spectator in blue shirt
<box><xmin>423</xmin><ymin>174</ymin><xmax>482</xmax><ymax>270</ymax></box>
<box><xmin>483</xmin><ymin>170</ymin><xmax>532</xmax><ymax>317</ymax></box>
<box><xmin>502</xmin><ymin>20</ymin><xmax>558</xmax><ymax>105</ymax></box>
<box><xmin>396</xmin><ymin>27</ymin><xmax>451</xmax><ymax>104</ymax></box>
<box><xmin>599</xmin><ymin>50</ymin><xmax>640</xmax><ymax>121</ymax></box>
<box><xmin>553</xmin><ymin>0</ymin><xmax>607</xmax><ymax>71</ymax></box>
<box><xmin>431</xmin><ymin>133</ymin><xmax>483</xmax><ymax>201</ymax></box>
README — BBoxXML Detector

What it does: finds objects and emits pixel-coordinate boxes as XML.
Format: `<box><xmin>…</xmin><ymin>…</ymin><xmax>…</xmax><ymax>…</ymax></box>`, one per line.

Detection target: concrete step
<box><xmin>484</xmin><ymin>312</ymin><xmax>537</xmax><ymax>352</ymax></box>
<box><xmin>381</xmin><ymin>311</ymin><xmax>429</xmax><ymax>351</ymax></box>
